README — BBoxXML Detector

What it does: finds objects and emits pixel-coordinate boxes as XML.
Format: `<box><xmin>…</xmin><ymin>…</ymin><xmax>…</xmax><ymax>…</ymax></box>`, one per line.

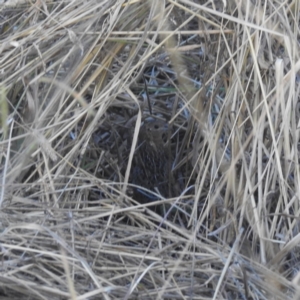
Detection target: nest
<box><xmin>92</xmin><ymin>83</ymin><xmax>200</xmax><ymax>217</ymax></box>
<box><xmin>0</xmin><ymin>0</ymin><xmax>299</xmax><ymax>299</ymax></box>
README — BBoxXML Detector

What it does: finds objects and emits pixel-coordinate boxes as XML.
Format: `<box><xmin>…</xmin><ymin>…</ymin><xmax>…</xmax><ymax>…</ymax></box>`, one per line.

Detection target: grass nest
<box><xmin>1</xmin><ymin>0</ymin><xmax>300</xmax><ymax>299</ymax></box>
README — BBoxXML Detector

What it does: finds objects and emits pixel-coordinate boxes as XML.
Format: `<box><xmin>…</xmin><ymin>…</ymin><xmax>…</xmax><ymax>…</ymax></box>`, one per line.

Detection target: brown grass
<box><xmin>1</xmin><ymin>0</ymin><xmax>300</xmax><ymax>299</ymax></box>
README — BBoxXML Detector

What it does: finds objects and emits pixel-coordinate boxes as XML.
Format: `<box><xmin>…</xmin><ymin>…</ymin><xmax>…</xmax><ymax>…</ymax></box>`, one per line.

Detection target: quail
<box><xmin>129</xmin><ymin>117</ymin><xmax>170</xmax><ymax>203</ymax></box>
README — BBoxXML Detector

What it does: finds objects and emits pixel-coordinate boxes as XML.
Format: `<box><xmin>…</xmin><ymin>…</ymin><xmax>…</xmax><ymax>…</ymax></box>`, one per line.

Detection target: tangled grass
<box><xmin>1</xmin><ymin>0</ymin><xmax>300</xmax><ymax>299</ymax></box>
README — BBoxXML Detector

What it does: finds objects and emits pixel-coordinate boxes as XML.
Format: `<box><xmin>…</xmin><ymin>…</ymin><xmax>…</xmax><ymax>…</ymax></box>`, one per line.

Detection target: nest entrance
<box><xmin>93</xmin><ymin>96</ymin><xmax>196</xmax><ymax>208</ymax></box>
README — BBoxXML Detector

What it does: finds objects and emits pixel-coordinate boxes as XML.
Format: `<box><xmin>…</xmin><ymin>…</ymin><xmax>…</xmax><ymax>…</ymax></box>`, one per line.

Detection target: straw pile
<box><xmin>1</xmin><ymin>0</ymin><xmax>299</xmax><ymax>299</ymax></box>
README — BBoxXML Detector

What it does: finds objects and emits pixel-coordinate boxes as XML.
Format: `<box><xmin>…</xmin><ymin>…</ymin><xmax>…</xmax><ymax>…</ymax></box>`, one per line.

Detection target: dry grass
<box><xmin>1</xmin><ymin>0</ymin><xmax>300</xmax><ymax>299</ymax></box>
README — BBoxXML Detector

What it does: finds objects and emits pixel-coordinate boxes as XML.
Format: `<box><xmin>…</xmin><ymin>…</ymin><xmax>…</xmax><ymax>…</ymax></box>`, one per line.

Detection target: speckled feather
<box><xmin>130</xmin><ymin>118</ymin><xmax>170</xmax><ymax>202</ymax></box>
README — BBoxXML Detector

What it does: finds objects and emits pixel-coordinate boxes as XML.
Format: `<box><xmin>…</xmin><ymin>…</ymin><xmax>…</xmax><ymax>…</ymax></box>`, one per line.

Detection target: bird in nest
<box><xmin>129</xmin><ymin>117</ymin><xmax>171</xmax><ymax>203</ymax></box>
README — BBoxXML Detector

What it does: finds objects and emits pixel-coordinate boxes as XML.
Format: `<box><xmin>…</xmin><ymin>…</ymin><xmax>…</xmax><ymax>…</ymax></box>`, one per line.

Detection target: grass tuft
<box><xmin>0</xmin><ymin>0</ymin><xmax>300</xmax><ymax>299</ymax></box>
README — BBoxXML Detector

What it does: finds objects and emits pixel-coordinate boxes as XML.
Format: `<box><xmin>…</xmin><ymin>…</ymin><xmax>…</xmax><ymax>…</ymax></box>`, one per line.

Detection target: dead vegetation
<box><xmin>1</xmin><ymin>0</ymin><xmax>300</xmax><ymax>299</ymax></box>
